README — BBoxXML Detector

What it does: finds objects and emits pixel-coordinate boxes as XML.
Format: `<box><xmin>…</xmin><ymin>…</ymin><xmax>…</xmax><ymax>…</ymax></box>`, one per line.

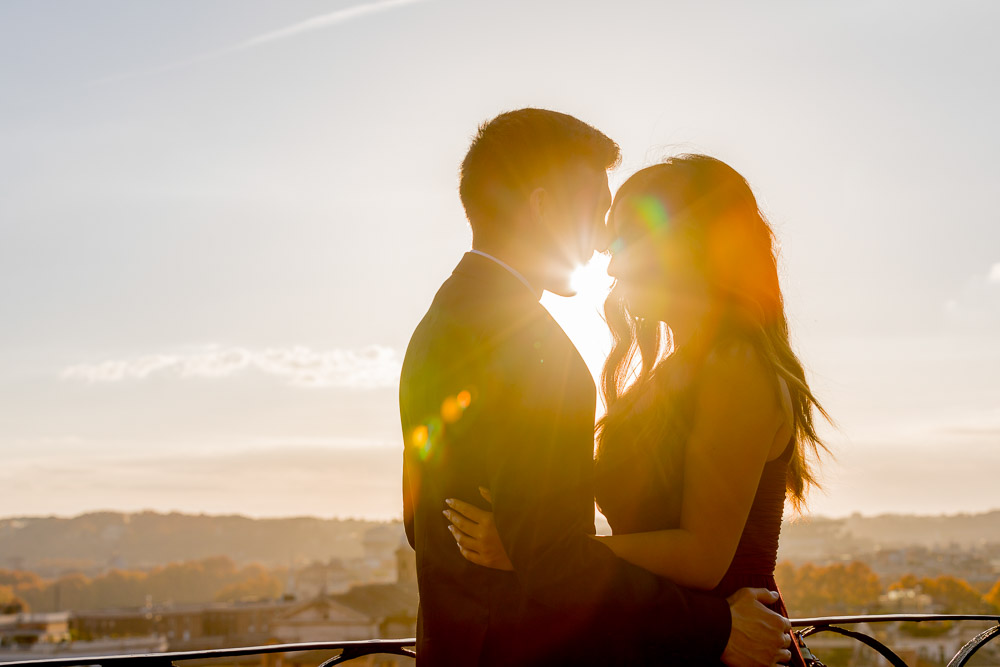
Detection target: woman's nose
<box><xmin>606</xmin><ymin>252</ymin><xmax>621</xmax><ymax>279</ymax></box>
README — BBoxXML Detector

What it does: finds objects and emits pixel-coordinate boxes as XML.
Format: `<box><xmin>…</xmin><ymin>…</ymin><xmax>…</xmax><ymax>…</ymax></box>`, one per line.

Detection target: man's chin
<box><xmin>545</xmin><ymin>284</ymin><xmax>578</xmax><ymax>298</ymax></box>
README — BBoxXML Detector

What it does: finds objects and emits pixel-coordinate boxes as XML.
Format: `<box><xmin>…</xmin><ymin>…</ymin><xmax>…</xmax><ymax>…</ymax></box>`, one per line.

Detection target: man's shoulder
<box><xmin>401</xmin><ymin>273</ymin><xmax>585</xmax><ymax>392</ymax></box>
<box><xmin>413</xmin><ymin>272</ymin><xmax>551</xmax><ymax>345</ymax></box>
<box><xmin>403</xmin><ymin>274</ymin><xmax>488</xmax><ymax>357</ymax></box>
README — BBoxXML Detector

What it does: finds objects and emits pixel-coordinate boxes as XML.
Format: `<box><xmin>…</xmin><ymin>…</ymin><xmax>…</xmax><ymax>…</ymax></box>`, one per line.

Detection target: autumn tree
<box><xmin>0</xmin><ymin>568</ymin><xmax>44</xmax><ymax>589</ymax></box>
<box><xmin>915</xmin><ymin>575</ymin><xmax>993</xmax><ymax>613</ymax></box>
<box><xmin>214</xmin><ymin>565</ymin><xmax>282</xmax><ymax>602</ymax></box>
<box><xmin>776</xmin><ymin>561</ymin><xmax>882</xmax><ymax>617</ymax></box>
<box><xmin>886</xmin><ymin>574</ymin><xmax>990</xmax><ymax>612</ymax></box>
<box><xmin>986</xmin><ymin>580</ymin><xmax>1000</xmax><ymax>612</ymax></box>
<box><xmin>3</xmin><ymin>557</ymin><xmax>285</xmax><ymax>611</ymax></box>
<box><xmin>888</xmin><ymin>573</ymin><xmax>919</xmax><ymax>591</ymax></box>
<box><xmin>0</xmin><ymin>584</ymin><xmax>28</xmax><ymax>613</ymax></box>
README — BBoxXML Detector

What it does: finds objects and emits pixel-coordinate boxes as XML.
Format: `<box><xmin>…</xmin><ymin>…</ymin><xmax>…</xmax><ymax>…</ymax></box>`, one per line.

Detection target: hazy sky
<box><xmin>2</xmin><ymin>0</ymin><xmax>998</xmax><ymax>521</ymax></box>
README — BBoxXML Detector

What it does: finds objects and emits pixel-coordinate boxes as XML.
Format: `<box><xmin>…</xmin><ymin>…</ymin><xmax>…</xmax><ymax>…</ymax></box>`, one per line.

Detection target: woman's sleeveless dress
<box><xmin>595</xmin><ymin>423</ymin><xmax>805</xmax><ymax>666</ymax></box>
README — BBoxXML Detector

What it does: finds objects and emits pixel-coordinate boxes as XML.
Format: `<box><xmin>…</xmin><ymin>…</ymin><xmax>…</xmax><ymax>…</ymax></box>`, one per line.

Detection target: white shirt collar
<box><xmin>469</xmin><ymin>249</ymin><xmax>537</xmax><ymax>297</ymax></box>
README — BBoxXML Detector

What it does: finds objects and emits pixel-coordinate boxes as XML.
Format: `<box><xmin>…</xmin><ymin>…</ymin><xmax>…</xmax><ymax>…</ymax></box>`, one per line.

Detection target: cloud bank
<box><xmin>61</xmin><ymin>345</ymin><xmax>401</xmax><ymax>389</ymax></box>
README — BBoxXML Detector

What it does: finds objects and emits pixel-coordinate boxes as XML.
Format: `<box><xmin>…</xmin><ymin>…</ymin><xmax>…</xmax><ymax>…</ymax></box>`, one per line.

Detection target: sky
<box><xmin>1</xmin><ymin>0</ymin><xmax>998</xmax><ymax>521</ymax></box>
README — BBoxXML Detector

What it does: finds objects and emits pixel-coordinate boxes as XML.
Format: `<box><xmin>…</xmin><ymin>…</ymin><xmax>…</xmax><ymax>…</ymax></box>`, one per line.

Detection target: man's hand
<box><xmin>721</xmin><ymin>588</ymin><xmax>792</xmax><ymax>667</ymax></box>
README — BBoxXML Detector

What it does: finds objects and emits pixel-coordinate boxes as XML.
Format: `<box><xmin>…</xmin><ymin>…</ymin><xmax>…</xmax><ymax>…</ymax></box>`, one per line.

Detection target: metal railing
<box><xmin>0</xmin><ymin>640</ymin><xmax>415</xmax><ymax>667</ymax></box>
<box><xmin>790</xmin><ymin>614</ymin><xmax>1000</xmax><ymax>667</ymax></box>
<box><xmin>1</xmin><ymin>614</ymin><xmax>998</xmax><ymax>667</ymax></box>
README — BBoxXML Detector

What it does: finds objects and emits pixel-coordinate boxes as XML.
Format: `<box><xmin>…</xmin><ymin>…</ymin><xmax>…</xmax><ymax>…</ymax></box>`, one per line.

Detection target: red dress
<box><xmin>595</xmin><ymin>390</ymin><xmax>805</xmax><ymax>666</ymax></box>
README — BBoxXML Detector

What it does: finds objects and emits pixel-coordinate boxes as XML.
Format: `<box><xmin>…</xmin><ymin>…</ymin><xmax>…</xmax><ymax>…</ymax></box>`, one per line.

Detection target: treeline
<box><xmin>775</xmin><ymin>561</ymin><xmax>1000</xmax><ymax>617</ymax></box>
<box><xmin>5</xmin><ymin>557</ymin><xmax>1000</xmax><ymax>618</ymax></box>
<box><xmin>0</xmin><ymin>556</ymin><xmax>285</xmax><ymax>613</ymax></box>
<box><xmin>0</xmin><ymin>512</ymin><xmax>387</xmax><ymax>574</ymax></box>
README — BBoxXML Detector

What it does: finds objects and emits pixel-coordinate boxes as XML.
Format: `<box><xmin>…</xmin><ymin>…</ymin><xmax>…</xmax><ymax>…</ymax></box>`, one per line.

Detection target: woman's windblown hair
<box><xmin>596</xmin><ymin>154</ymin><xmax>830</xmax><ymax>511</ymax></box>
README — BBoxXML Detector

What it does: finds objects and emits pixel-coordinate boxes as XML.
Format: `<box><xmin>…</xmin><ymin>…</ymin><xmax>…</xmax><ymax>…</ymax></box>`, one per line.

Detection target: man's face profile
<box><xmin>531</xmin><ymin>162</ymin><xmax>612</xmax><ymax>297</ymax></box>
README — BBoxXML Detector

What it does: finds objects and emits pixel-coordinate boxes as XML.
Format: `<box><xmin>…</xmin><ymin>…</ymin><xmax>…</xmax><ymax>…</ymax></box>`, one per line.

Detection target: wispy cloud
<box><xmin>944</xmin><ymin>261</ymin><xmax>1000</xmax><ymax>331</ymax></box>
<box><xmin>60</xmin><ymin>345</ymin><xmax>401</xmax><ymax>389</ymax></box>
<box><xmin>233</xmin><ymin>0</ymin><xmax>426</xmax><ymax>51</ymax></box>
<box><xmin>989</xmin><ymin>262</ymin><xmax>1000</xmax><ymax>284</ymax></box>
<box><xmin>88</xmin><ymin>0</ymin><xmax>429</xmax><ymax>86</ymax></box>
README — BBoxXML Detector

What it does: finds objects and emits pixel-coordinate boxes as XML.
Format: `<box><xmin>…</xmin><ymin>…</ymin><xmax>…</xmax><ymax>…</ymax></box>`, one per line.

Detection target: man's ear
<box><xmin>527</xmin><ymin>187</ymin><xmax>547</xmax><ymax>225</ymax></box>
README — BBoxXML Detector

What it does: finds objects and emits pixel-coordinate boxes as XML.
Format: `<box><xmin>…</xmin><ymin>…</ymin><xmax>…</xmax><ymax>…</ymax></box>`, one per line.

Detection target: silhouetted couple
<box><xmin>400</xmin><ymin>108</ymin><xmax>829</xmax><ymax>666</ymax></box>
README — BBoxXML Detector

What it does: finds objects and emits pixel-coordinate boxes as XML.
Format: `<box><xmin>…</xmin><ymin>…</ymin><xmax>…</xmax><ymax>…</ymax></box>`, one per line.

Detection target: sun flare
<box><xmin>541</xmin><ymin>253</ymin><xmax>615</xmax><ymax>388</ymax></box>
<box><xmin>570</xmin><ymin>252</ymin><xmax>614</xmax><ymax>301</ymax></box>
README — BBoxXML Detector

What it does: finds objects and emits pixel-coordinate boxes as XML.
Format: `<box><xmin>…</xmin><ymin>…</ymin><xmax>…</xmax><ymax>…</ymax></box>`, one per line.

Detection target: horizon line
<box><xmin>3</xmin><ymin>506</ymin><xmax>999</xmax><ymax>523</ymax></box>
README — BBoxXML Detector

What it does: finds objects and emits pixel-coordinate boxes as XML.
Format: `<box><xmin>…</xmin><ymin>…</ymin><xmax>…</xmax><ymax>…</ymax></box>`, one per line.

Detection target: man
<box><xmin>399</xmin><ymin>108</ymin><xmax>792</xmax><ymax>666</ymax></box>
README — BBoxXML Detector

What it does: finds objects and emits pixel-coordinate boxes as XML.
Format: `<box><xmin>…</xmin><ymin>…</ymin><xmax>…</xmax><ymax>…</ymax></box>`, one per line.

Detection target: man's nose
<box><xmin>594</xmin><ymin>221</ymin><xmax>614</xmax><ymax>254</ymax></box>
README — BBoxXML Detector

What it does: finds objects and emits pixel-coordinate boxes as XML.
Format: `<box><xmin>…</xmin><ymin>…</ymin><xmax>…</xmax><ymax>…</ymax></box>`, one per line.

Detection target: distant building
<box><xmin>0</xmin><ymin>611</ymin><xmax>162</xmax><ymax>663</ymax></box>
<box><xmin>284</xmin><ymin>526</ymin><xmax>410</xmax><ymax>600</ymax></box>
<box><xmin>70</xmin><ymin>607</ymin><xmax>155</xmax><ymax>641</ymax></box>
<box><xmin>273</xmin><ymin>582</ymin><xmax>417</xmax><ymax>644</ymax></box>
<box><xmin>359</xmin><ymin>525</ymin><xmax>407</xmax><ymax>583</ymax></box>
<box><xmin>362</xmin><ymin>525</ymin><xmax>405</xmax><ymax>562</ymax></box>
<box><xmin>0</xmin><ymin>633</ymin><xmax>167</xmax><ymax>662</ymax></box>
<box><xmin>0</xmin><ymin>612</ymin><xmax>71</xmax><ymax>648</ymax></box>
<box><xmin>272</xmin><ymin>595</ymin><xmax>376</xmax><ymax>644</ymax></box>
<box><xmin>395</xmin><ymin>545</ymin><xmax>415</xmax><ymax>585</ymax></box>
<box><xmin>879</xmin><ymin>587</ymin><xmax>937</xmax><ymax>613</ymax></box>
<box><xmin>289</xmin><ymin>559</ymin><xmax>352</xmax><ymax>597</ymax></box>
<box><xmin>68</xmin><ymin>598</ymin><xmax>297</xmax><ymax>651</ymax></box>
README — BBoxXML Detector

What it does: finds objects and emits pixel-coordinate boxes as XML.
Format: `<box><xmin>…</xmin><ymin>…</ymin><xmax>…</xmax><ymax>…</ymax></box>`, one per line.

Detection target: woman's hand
<box><xmin>443</xmin><ymin>487</ymin><xmax>513</xmax><ymax>571</ymax></box>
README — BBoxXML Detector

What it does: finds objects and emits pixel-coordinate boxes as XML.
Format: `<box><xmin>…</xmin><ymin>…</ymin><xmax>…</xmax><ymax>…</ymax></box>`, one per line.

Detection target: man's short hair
<box><xmin>459</xmin><ymin>108</ymin><xmax>621</xmax><ymax>241</ymax></box>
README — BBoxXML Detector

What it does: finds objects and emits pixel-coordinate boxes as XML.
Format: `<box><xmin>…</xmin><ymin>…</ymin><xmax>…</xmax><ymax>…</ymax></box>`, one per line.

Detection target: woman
<box><xmin>444</xmin><ymin>154</ymin><xmax>830</xmax><ymax>664</ymax></box>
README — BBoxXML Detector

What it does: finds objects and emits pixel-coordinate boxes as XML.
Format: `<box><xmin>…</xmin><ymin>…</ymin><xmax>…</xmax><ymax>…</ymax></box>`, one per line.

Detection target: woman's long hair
<box><xmin>596</xmin><ymin>154</ymin><xmax>830</xmax><ymax>511</ymax></box>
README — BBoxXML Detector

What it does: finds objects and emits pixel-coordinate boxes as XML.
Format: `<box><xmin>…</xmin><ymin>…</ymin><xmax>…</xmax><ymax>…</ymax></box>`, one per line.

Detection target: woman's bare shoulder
<box><xmin>700</xmin><ymin>337</ymin><xmax>782</xmax><ymax>421</ymax></box>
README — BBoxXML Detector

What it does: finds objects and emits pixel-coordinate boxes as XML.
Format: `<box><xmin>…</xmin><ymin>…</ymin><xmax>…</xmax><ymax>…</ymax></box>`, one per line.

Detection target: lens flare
<box><xmin>633</xmin><ymin>195</ymin><xmax>669</xmax><ymax>235</ymax></box>
<box><xmin>412</xmin><ymin>388</ymin><xmax>477</xmax><ymax>463</ymax></box>
<box><xmin>441</xmin><ymin>396</ymin><xmax>462</xmax><ymax>423</ymax></box>
<box><xmin>416</xmin><ymin>416</ymin><xmax>443</xmax><ymax>461</ymax></box>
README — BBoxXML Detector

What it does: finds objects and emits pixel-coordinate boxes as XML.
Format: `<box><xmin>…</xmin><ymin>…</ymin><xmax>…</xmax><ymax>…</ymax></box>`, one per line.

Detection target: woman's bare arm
<box><xmin>593</xmin><ymin>342</ymin><xmax>788</xmax><ymax>589</ymax></box>
<box><xmin>444</xmin><ymin>342</ymin><xmax>791</xmax><ymax>589</ymax></box>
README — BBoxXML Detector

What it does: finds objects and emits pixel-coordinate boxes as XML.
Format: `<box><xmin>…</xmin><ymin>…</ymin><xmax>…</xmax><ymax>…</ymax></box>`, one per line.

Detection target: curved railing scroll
<box><xmin>791</xmin><ymin>614</ymin><xmax>1000</xmax><ymax>667</ymax></box>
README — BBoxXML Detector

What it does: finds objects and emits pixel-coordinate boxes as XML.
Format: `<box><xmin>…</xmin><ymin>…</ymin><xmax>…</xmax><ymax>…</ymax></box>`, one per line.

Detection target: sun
<box><xmin>570</xmin><ymin>252</ymin><xmax>614</xmax><ymax>299</ymax></box>
<box><xmin>540</xmin><ymin>252</ymin><xmax>614</xmax><ymax>389</ymax></box>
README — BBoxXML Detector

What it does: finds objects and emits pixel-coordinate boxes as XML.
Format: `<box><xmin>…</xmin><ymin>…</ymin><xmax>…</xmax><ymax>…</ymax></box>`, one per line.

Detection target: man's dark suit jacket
<box><xmin>399</xmin><ymin>252</ymin><xmax>731</xmax><ymax>666</ymax></box>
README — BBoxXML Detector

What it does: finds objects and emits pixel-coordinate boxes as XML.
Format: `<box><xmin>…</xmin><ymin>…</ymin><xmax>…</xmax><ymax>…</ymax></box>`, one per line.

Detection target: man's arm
<box><xmin>399</xmin><ymin>376</ymin><xmax>417</xmax><ymax>550</ymax></box>
<box><xmin>402</xmin><ymin>450</ymin><xmax>416</xmax><ymax>549</ymax></box>
<box><xmin>446</xmin><ymin>493</ymin><xmax>794</xmax><ymax>667</ymax></box>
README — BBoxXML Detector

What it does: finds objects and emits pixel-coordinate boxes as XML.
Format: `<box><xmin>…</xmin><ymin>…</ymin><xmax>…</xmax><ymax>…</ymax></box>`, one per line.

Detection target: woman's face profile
<box><xmin>607</xmin><ymin>193</ymin><xmax>711</xmax><ymax>325</ymax></box>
